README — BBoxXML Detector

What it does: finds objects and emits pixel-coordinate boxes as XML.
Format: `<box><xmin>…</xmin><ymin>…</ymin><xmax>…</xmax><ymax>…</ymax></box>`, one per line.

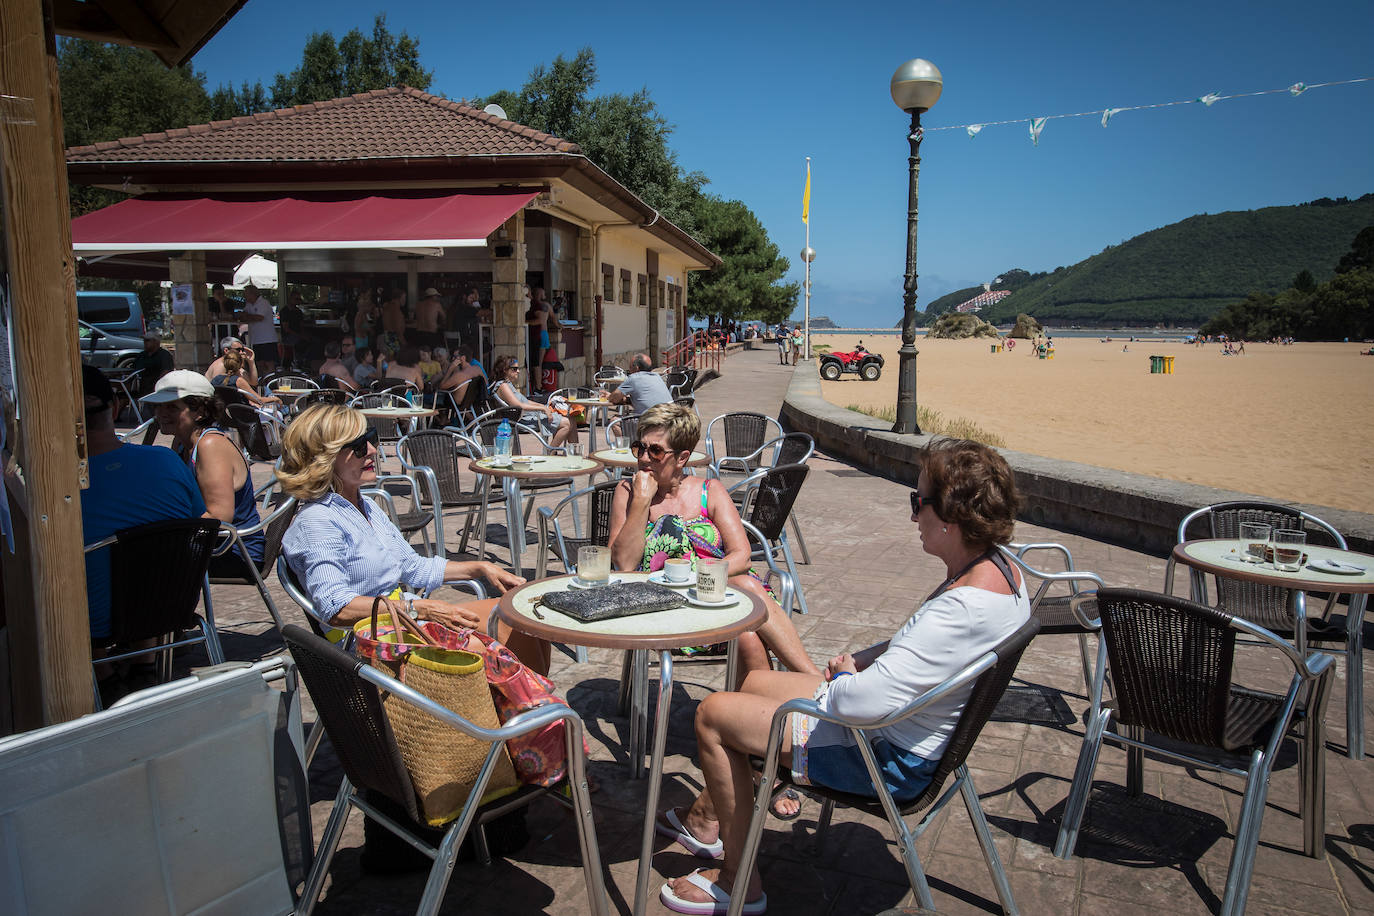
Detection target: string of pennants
<box><xmin>924</xmin><ymin>77</ymin><xmax>1372</xmax><ymax>146</ymax></box>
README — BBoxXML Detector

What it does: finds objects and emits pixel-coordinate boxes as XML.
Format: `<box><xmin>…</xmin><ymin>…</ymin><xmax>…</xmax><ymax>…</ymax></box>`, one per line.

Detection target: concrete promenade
<box><xmin>208</xmin><ymin>346</ymin><xmax>1371</xmax><ymax>914</ymax></box>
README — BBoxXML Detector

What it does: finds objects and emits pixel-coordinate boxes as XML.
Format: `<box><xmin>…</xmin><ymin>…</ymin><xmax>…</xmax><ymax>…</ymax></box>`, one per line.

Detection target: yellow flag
<box><xmin>802</xmin><ymin>161</ymin><xmax>811</xmax><ymax>224</ymax></box>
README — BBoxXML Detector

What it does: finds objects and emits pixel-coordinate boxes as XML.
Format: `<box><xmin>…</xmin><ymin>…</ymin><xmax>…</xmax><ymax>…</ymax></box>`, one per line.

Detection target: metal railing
<box><xmin>662</xmin><ymin>332</ymin><xmax>722</xmax><ymax>372</ymax></box>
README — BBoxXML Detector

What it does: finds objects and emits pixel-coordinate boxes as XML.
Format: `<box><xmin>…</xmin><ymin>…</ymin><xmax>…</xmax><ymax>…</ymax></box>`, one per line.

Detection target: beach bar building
<box><xmin>65</xmin><ymin>87</ymin><xmax>720</xmax><ymax>379</ymax></box>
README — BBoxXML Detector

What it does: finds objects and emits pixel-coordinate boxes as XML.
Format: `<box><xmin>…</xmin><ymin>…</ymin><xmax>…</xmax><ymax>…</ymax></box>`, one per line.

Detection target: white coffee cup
<box><xmin>663</xmin><ymin>558</ymin><xmax>693</xmax><ymax>583</ymax></box>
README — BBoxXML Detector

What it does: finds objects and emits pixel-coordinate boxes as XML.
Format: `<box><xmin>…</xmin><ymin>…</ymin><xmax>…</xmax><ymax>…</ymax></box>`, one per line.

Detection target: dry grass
<box><xmin>845</xmin><ymin>403</ymin><xmax>1008</xmax><ymax>448</ymax></box>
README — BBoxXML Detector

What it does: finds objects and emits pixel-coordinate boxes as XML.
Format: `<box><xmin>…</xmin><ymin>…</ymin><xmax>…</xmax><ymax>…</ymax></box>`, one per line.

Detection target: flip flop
<box><xmin>770</xmin><ymin>787</ymin><xmax>802</xmax><ymax>821</ymax></box>
<box><xmin>655</xmin><ymin>807</ymin><xmax>723</xmax><ymax>859</ymax></box>
<box><xmin>660</xmin><ymin>868</ymin><xmax>767</xmax><ymax>915</ymax></box>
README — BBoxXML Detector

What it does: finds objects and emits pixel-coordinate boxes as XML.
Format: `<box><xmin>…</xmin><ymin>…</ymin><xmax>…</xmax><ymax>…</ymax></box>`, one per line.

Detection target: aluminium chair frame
<box><xmin>397</xmin><ymin>427</ymin><xmax>499</xmax><ymax>560</ymax></box>
<box><xmin>714</xmin><ymin>431</ymin><xmax>815</xmax><ymax>564</ymax></box>
<box><xmin>1053</xmin><ymin>587</ymin><xmax>1334</xmax><ymax>916</ymax></box>
<box><xmin>726</xmin><ymin>618</ymin><xmax>1041</xmax><ymax>916</ymax></box>
<box><xmin>202</xmin><ymin>496</ymin><xmax>298</xmax><ymax>632</ymax></box>
<box><xmin>284</xmin><ymin>626</ymin><xmax>609</xmax><ymax>916</ymax></box>
<box><xmin>727</xmin><ymin>463</ymin><xmax>811</xmax><ymax>615</ymax></box>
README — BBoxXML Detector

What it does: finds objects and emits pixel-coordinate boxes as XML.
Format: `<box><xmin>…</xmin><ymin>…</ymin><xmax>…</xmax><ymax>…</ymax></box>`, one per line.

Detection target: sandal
<box><xmin>660</xmin><ymin>868</ymin><xmax>767</xmax><ymax>915</ymax></box>
<box><xmin>770</xmin><ymin>787</ymin><xmax>801</xmax><ymax>821</ymax></box>
<box><xmin>655</xmin><ymin>807</ymin><xmax>723</xmax><ymax>859</ymax></box>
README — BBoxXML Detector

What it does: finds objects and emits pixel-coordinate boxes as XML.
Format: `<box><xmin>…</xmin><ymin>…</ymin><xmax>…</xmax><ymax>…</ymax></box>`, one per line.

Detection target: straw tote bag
<box><xmin>354</xmin><ymin>599</ymin><xmax>519</xmax><ymax>826</ymax></box>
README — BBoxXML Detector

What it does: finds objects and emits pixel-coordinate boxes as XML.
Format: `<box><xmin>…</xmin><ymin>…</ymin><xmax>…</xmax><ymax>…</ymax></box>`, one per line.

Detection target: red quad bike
<box><xmin>818</xmin><ymin>348</ymin><xmax>884</xmax><ymax>381</ymax></box>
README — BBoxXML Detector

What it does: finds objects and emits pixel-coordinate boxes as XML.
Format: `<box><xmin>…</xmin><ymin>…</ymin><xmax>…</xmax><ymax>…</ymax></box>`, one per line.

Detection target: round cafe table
<box><xmin>357</xmin><ymin>405</ymin><xmax>436</xmax><ymax>421</ymax></box>
<box><xmin>468</xmin><ymin>455</ymin><xmax>603</xmax><ymax>572</ymax></box>
<box><xmin>495</xmin><ymin>571</ymin><xmax>765</xmax><ymax>916</ymax></box>
<box><xmin>1170</xmin><ymin>538</ymin><xmax>1374</xmax><ymax>761</ymax></box>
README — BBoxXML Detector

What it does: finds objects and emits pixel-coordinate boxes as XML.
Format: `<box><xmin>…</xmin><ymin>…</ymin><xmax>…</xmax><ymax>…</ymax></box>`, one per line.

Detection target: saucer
<box><xmin>567</xmin><ymin>576</ymin><xmax>622</xmax><ymax>590</ymax></box>
<box><xmin>1309</xmin><ymin>558</ymin><xmax>1366</xmax><ymax>575</ymax></box>
<box><xmin>648</xmin><ymin>570</ymin><xmax>693</xmax><ymax>588</ymax></box>
<box><xmin>685</xmin><ymin>587</ymin><xmax>737</xmax><ymax>608</ymax></box>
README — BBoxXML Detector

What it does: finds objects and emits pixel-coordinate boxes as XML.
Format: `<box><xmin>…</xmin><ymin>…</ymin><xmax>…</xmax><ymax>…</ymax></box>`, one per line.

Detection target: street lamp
<box><xmin>800</xmin><ymin>245</ymin><xmax>816</xmax><ymax>359</ymax></box>
<box><xmin>890</xmin><ymin>58</ymin><xmax>942</xmax><ymax>435</ymax></box>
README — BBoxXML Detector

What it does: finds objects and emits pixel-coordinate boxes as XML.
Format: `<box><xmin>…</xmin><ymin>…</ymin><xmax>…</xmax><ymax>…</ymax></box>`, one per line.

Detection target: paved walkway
<box><xmin>204</xmin><ymin>347</ymin><xmax>1371</xmax><ymax>915</ymax></box>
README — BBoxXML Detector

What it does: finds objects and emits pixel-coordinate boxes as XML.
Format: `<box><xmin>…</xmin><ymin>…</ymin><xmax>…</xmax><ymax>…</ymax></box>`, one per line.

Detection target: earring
<box><xmin>942</xmin><ymin>526</ymin><xmax>947</xmax><ymax>533</ymax></box>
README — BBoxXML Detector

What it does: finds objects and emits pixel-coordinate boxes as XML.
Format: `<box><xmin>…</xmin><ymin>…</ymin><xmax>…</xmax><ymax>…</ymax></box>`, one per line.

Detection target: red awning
<box><xmin>71</xmin><ymin>188</ymin><xmax>540</xmax><ymax>255</ymax></box>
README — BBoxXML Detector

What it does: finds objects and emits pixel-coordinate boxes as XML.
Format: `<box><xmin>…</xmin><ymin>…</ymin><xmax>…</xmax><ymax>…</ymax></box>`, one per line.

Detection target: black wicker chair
<box><xmin>300</xmin><ymin>388</ymin><xmax>350</xmax><ymax>408</ymax></box>
<box><xmin>1167</xmin><ymin>500</ymin><xmax>1361</xmax><ymax>758</ymax></box>
<box><xmin>728</xmin><ymin>463</ymin><xmax>811</xmax><ymax>615</ymax></box>
<box><xmin>704</xmin><ymin>411</ymin><xmax>784</xmax><ymax>480</ymax></box>
<box><xmin>281</xmin><ymin>625</ymin><xmax>609</xmax><ymax>916</ymax></box>
<box><xmin>728</xmin><ymin>617</ymin><xmax>1041</xmax><ymax>916</ymax></box>
<box><xmin>1054</xmin><ymin>588</ymin><xmax>1334</xmax><ymax>916</ymax></box>
<box><xmin>85</xmin><ymin>517</ymin><xmax>224</xmax><ymax>709</ymax></box>
<box><xmin>398</xmin><ymin>428</ymin><xmax>506</xmax><ymax>561</ymax></box>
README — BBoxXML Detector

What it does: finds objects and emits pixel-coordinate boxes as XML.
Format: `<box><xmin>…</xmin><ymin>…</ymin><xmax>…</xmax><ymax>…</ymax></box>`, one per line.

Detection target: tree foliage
<box><xmin>687</xmin><ymin>197</ymin><xmax>797</xmax><ymax>324</ymax></box>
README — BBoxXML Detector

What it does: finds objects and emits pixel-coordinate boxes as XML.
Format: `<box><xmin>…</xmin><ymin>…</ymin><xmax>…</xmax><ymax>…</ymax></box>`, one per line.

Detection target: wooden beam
<box><xmin>0</xmin><ymin>0</ymin><xmax>95</xmax><ymax>727</ymax></box>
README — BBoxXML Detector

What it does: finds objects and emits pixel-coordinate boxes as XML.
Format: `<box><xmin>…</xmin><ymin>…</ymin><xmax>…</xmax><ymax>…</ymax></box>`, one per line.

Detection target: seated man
<box><xmin>607</xmin><ymin>352</ymin><xmax>673</xmax><ymax>415</ymax></box>
<box><xmin>436</xmin><ymin>345</ymin><xmax>485</xmax><ymax>401</ymax></box>
<box><xmin>129</xmin><ymin>332</ymin><xmax>173</xmax><ymax>396</ymax></box>
<box><xmin>205</xmin><ymin>336</ymin><xmax>257</xmax><ymax>388</ymax></box>
<box><xmin>80</xmin><ymin>365</ymin><xmax>207</xmax><ymax>703</ymax></box>
<box><xmin>317</xmin><ymin>340</ymin><xmax>359</xmax><ymax>392</ymax></box>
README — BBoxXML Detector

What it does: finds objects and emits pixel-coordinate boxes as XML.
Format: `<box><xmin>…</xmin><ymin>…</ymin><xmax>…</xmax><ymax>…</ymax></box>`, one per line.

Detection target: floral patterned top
<box><xmin>641</xmin><ymin>480</ymin><xmax>723</xmax><ymax>571</ymax></box>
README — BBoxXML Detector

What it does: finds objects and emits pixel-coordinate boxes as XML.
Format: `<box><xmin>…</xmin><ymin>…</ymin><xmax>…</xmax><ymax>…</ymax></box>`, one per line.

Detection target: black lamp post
<box><xmin>890</xmin><ymin>58</ymin><xmax>942</xmax><ymax>435</ymax></box>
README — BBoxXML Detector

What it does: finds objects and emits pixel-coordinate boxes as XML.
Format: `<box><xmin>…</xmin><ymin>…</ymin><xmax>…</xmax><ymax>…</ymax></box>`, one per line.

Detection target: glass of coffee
<box><xmin>1271</xmin><ymin>529</ymin><xmax>1306</xmax><ymax>573</ymax></box>
<box><xmin>576</xmin><ymin>545</ymin><xmax>611</xmax><ymax>586</ymax></box>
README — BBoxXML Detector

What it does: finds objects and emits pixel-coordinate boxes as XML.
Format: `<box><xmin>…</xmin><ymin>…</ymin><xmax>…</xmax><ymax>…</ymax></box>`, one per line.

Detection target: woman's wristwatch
<box><xmin>405</xmin><ymin>597</ymin><xmax>417</xmax><ymax>618</ymax></box>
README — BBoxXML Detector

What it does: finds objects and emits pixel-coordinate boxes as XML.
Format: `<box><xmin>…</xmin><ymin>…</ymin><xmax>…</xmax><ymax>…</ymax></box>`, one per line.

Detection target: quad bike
<box><xmin>818</xmin><ymin>347</ymin><xmax>884</xmax><ymax>381</ymax></box>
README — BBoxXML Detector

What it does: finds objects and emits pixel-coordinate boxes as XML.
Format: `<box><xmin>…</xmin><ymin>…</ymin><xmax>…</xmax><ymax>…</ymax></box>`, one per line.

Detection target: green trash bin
<box><xmin>1149</xmin><ymin>355</ymin><xmax>1162</xmax><ymax>373</ymax></box>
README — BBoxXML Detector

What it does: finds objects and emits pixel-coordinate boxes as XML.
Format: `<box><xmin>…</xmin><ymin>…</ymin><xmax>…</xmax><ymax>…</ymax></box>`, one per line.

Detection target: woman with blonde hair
<box><xmin>278</xmin><ymin>404</ymin><xmax>548</xmax><ymax>673</ymax></box>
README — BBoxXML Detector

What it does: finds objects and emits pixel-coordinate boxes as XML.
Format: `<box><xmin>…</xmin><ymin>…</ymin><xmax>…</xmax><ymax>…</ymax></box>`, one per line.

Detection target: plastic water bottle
<box><xmin>494</xmin><ymin>419</ymin><xmax>513</xmax><ymax>466</ymax></box>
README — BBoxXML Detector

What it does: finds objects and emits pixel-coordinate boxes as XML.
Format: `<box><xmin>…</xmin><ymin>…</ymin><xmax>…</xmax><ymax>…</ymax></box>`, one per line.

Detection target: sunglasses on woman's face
<box><xmin>910</xmin><ymin>490</ymin><xmax>932</xmax><ymax>514</ymax></box>
<box><xmin>630</xmin><ymin>440</ymin><xmax>673</xmax><ymax>460</ymax></box>
<box><xmin>343</xmin><ymin>427</ymin><xmax>379</xmax><ymax>458</ymax></box>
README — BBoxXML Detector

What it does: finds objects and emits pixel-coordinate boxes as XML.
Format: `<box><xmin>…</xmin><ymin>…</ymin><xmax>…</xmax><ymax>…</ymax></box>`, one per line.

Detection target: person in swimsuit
<box><xmin>607</xmin><ymin>403</ymin><xmax>818</xmax><ymax>681</ymax></box>
<box><xmin>144</xmin><ymin>370</ymin><xmax>264</xmax><ymax>578</ymax></box>
<box><xmin>656</xmin><ymin>438</ymin><xmax>1032</xmax><ymax>915</ymax></box>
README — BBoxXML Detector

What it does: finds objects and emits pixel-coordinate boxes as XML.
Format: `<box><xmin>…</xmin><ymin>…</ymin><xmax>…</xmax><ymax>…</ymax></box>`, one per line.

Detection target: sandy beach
<box><xmin>812</xmin><ymin>333</ymin><xmax>1374</xmax><ymax>514</ymax></box>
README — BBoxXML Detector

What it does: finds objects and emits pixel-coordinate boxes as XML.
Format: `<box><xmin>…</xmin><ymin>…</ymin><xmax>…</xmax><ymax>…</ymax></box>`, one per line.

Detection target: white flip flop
<box><xmin>659</xmin><ymin>868</ymin><xmax>767</xmax><ymax>916</ymax></box>
<box><xmin>655</xmin><ymin>806</ymin><xmax>723</xmax><ymax>859</ymax></box>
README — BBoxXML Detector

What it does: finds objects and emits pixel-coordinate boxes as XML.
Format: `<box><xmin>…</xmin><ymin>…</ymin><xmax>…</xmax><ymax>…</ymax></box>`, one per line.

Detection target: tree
<box><xmin>687</xmin><ymin>196</ymin><xmax>797</xmax><ymax>325</ymax></box>
<box><xmin>266</xmin><ymin>14</ymin><xmax>432</xmax><ymax>109</ymax></box>
<box><xmin>57</xmin><ymin>38</ymin><xmax>212</xmax><ymax>215</ymax></box>
<box><xmin>209</xmin><ymin>81</ymin><xmax>270</xmax><ymax>121</ymax></box>
<box><xmin>1292</xmin><ymin>269</ymin><xmax>1316</xmax><ymax>293</ymax></box>
<box><xmin>1335</xmin><ymin>226</ymin><xmax>1374</xmax><ymax>274</ymax></box>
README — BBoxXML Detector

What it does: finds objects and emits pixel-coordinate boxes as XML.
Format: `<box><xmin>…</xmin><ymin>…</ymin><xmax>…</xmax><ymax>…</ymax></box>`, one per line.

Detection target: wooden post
<box><xmin>0</xmin><ymin>0</ymin><xmax>96</xmax><ymax>727</ymax></box>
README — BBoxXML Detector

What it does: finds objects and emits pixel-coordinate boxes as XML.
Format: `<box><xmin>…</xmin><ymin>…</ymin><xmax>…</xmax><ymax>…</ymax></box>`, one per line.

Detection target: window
<box><xmin>601</xmin><ymin>263</ymin><xmax>615</xmax><ymax>303</ymax></box>
<box><xmin>620</xmin><ymin>269</ymin><xmax>631</xmax><ymax>304</ymax></box>
<box><xmin>637</xmin><ymin>274</ymin><xmax>648</xmax><ymax>308</ymax></box>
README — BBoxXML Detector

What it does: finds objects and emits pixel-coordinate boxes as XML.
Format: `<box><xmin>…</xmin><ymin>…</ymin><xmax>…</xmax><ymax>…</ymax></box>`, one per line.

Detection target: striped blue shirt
<box><xmin>282</xmin><ymin>492</ymin><xmax>446</xmax><ymax>624</ymax></box>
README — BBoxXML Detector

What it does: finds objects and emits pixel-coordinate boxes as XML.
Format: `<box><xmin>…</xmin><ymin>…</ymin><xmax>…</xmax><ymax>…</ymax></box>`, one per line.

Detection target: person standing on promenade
<box><xmin>236</xmin><ymin>284</ymin><xmax>279</xmax><ymax>372</ymax></box>
<box><xmin>791</xmin><ymin>327</ymin><xmax>804</xmax><ymax>365</ymax></box>
<box><xmin>776</xmin><ymin>324</ymin><xmax>789</xmax><ymax>364</ymax></box>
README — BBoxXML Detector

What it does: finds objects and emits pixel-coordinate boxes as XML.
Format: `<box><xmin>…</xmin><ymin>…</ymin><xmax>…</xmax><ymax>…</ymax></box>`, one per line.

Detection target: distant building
<box><xmin>955</xmin><ymin>289</ymin><xmax>1012</xmax><ymax>313</ymax></box>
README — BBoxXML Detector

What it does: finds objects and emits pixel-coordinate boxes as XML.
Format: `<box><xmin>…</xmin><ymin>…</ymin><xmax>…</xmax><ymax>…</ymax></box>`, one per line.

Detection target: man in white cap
<box><xmin>414</xmin><ymin>287</ymin><xmax>446</xmax><ymax>351</ymax></box>
<box><xmin>235</xmin><ymin>283</ymin><xmax>278</xmax><ymax>371</ymax></box>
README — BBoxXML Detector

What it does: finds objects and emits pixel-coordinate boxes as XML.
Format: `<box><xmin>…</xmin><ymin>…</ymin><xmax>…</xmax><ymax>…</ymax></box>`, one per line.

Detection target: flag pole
<box><xmin>803</xmin><ymin>158</ymin><xmax>812</xmax><ymax>360</ymax></box>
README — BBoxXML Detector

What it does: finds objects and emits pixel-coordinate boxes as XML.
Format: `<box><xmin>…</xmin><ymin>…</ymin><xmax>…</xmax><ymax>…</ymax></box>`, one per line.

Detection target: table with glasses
<box><xmin>357</xmin><ymin>405</ymin><xmax>437</xmax><ymax>421</ymax></box>
<box><xmin>495</xmin><ymin>571</ymin><xmax>765</xmax><ymax>916</ymax></box>
<box><xmin>468</xmin><ymin>455</ymin><xmax>603</xmax><ymax>572</ymax></box>
<box><xmin>567</xmin><ymin>397</ymin><xmax>616</xmax><ymax>451</ymax></box>
<box><xmin>1170</xmin><ymin>538</ymin><xmax>1374</xmax><ymax>759</ymax></box>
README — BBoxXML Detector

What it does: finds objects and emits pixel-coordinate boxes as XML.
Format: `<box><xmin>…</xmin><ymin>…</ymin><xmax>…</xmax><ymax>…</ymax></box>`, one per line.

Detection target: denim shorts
<box><xmin>793</xmin><ymin>718</ymin><xmax>939</xmax><ymax>803</ymax></box>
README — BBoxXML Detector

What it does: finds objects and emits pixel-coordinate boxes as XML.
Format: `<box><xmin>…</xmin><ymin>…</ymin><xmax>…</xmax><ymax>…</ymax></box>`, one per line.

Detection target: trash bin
<box><xmin>1149</xmin><ymin>355</ymin><xmax>1162</xmax><ymax>373</ymax></box>
<box><xmin>1163</xmin><ymin>355</ymin><xmax>1175</xmax><ymax>374</ymax></box>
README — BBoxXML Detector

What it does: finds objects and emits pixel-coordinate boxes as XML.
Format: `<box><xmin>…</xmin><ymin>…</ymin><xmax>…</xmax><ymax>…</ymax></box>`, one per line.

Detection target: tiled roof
<box><xmin>65</xmin><ymin>87</ymin><xmax>580</xmax><ymax>162</ymax></box>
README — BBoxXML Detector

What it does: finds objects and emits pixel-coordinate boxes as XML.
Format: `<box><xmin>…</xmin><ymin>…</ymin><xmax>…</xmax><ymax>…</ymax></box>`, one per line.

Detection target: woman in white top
<box><xmin>658</xmin><ymin>439</ymin><xmax>1031</xmax><ymax>916</ymax></box>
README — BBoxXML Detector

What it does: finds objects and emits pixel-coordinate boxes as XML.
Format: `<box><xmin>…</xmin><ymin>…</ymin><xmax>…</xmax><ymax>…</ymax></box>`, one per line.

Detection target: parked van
<box><xmin>77</xmin><ymin>290</ymin><xmax>145</xmax><ymax>338</ymax></box>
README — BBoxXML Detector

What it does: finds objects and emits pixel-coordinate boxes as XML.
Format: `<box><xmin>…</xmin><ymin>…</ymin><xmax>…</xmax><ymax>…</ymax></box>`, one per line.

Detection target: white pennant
<box><xmin>1198</xmin><ymin>91</ymin><xmax>1222</xmax><ymax>106</ymax></box>
<box><xmin>1101</xmin><ymin>107</ymin><xmax>1123</xmax><ymax>127</ymax></box>
<box><xmin>1289</xmin><ymin>82</ymin><xmax>1307</xmax><ymax>96</ymax></box>
<box><xmin>1029</xmin><ymin>117</ymin><xmax>1047</xmax><ymax>146</ymax></box>
<box><xmin>966</xmin><ymin>124</ymin><xmax>984</xmax><ymax>138</ymax></box>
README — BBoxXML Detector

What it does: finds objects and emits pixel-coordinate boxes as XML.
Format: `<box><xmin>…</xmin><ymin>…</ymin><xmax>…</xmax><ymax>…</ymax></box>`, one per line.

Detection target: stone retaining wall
<box><xmin>779</xmin><ymin>361</ymin><xmax>1374</xmax><ymax>557</ymax></box>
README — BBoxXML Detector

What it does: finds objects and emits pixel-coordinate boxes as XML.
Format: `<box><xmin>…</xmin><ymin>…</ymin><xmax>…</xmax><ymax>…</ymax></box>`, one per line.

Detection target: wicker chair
<box><xmin>281</xmin><ymin>625</ymin><xmax>609</xmax><ymax>916</ymax></box>
<box><xmin>1054</xmin><ymin>588</ymin><xmax>1334</xmax><ymax>916</ymax></box>
<box><xmin>704</xmin><ymin>411</ymin><xmax>784</xmax><ymax>480</ymax></box>
<box><xmin>348</xmin><ymin>392</ymin><xmax>415</xmax><ymax>461</ymax></box>
<box><xmin>397</xmin><ymin>428</ymin><xmax>505</xmax><ymax>561</ymax></box>
<box><xmin>203</xmin><ymin>494</ymin><xmax>298</xmax><ymax>631</ymax></box>
<box><xmin>719</xmin><ymin>431</ymin><xmax>815</xmax><ymax>563</ymax></box>
<box><xmin>215</xmin><ymin>387</ymin><xmax>284</xmax><ymax>464</ymax></box>
<box><xmin>727</xmin><ymin>617</ymin><xmax>1041</xmax><ymax>916</ymax></box>
<box><xmin>1167</xmin><ymin>500</ymin><xmax>1362</xmax><ymax>758</ymax></box>
<box><xmin>300</xmin><ymin>388</ymin><xmax>350</xmax><ymax>408</ymax></box>
<box><xmin>728</xmin><ymin>463</ymin><xmax>811</xmax><ymax>614</ymax></box>
<box><xmin>85</xmin><ymin>517</ymin><xmax>225</xmax><ymax>709</ymax></box>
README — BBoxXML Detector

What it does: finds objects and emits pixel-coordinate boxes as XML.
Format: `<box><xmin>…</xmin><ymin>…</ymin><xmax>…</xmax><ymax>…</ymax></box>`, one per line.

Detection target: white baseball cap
<box><xmin>142</xmin><ymin>369</ymin><xmax>216</xmax><ymax>403</ymax></box>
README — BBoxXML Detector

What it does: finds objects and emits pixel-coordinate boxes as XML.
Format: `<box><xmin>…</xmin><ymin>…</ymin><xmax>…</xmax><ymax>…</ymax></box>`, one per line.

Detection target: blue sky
<box><xmin>194</xmin><ymin>0</ymin><xmax>1373</xmax><ymax>327</ymax></box>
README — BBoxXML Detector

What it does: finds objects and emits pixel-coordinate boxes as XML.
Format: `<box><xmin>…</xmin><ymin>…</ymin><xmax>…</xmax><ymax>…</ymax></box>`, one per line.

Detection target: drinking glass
<box><xmin>1239</xmin><ymin>522</ymin><xmax>1271</xmax><ymax>564</ymax></box>
<box><xmin>1272</xmin><ymin>528</ymin><xmax>1306</xmax><ymax>573</ymax></box>
<box><xmin>576</xmin><ymin>546</ymin><xmax>611</xmax><ymax>585</ymax></box>
<box><xmin>564</xmin><ymin>442</ymin><xmax>583</xmax><ymax>458</ymax></box>
<box><xmin>613</xmin><ymin>435</ymin><xmax>630</xmax><ymax>454</ymax></box>
<box><xmin>696</xmin><ymin>557</ymin><xmax>729</xmax><ymax>602</ymax></box>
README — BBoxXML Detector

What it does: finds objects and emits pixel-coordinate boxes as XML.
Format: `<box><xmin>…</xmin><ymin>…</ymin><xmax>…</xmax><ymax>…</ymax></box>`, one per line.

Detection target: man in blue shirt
<box><xmin>81</xmin><ymin>366</ymin><xmax>206</xmax><ymax>697</ymax></box>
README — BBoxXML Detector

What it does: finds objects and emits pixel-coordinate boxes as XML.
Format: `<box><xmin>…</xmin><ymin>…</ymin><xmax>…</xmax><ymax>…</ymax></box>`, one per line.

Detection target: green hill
<box><xmin>929</xmin><ymin>195</ymin><xmax>1374</xmax><ymax>326</ymax></box>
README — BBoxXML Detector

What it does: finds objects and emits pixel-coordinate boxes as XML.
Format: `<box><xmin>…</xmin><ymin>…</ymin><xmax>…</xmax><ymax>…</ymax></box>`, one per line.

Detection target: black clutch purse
<box><xmin>536</xmin><ymin>581</ymin><xmax>683</xmax><ymax>624</ymax></box>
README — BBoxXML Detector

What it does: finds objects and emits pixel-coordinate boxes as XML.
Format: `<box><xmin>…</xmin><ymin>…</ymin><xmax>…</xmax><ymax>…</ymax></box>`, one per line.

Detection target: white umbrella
<box><xmin>232</xmin><ymin>254</ymin><xmax>278</xmax><ymax>289</ymax></box>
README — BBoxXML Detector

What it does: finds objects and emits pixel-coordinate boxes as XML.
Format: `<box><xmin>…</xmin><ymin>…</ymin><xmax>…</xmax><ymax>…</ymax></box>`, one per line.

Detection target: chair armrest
<box><xmin>361</xmin><ymin>486</ymin><xmax>400</xmax><ymax>525</ymax></box>
<box><xmin>796</xmin><ymin>649</ymin><xmax>1001</xmax><ymax>732</ymax></box>
<box><xmin>439</xmin><ymin>578</ymin><xmax>489</xmax><ymax>600</ymax></box>
<box><xmin>1010</xmin><ymin>541</ymin><xmax>1076</xmax><ymax>570</ymax></box>
<box><xmin>234</xmin><ymin>495</ymin><xmax>297</xmax><ymax>540</ymax></box>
